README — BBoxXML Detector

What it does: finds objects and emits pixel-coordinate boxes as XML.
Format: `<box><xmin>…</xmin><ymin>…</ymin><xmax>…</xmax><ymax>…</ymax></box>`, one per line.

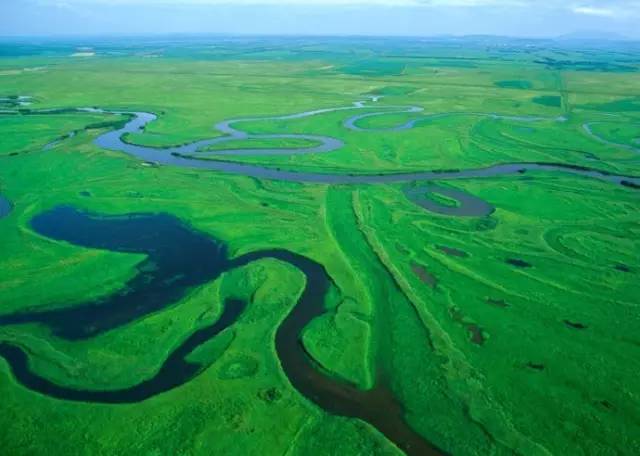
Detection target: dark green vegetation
<box><xmin>533</xmin><ymin>95</ymin><xmax>562</xmax><ymax>107</ymax></box>
<box><xmin>0</xmin><ymin>36</ymin><xmax>639</xmax><ymax>455</ymax></box>
<box><xmin>495</xmin><ymin>80</ymin><xmax>533</xmax><ymax>89</ymax></box>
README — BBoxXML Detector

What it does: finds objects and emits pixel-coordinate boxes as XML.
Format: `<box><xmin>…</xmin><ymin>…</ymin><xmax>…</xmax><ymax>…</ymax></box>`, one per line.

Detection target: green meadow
<box><xmin>0</xmin><ymin>37</ymin><xmax>638</xmax><ymax>455</ymax></box>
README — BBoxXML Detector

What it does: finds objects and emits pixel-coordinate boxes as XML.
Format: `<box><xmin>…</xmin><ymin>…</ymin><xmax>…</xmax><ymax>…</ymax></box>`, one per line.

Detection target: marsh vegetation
<box><xmin>0</xmin><ymin>36</ymin><xmax>638</xmax><ymax>455</ymax></box>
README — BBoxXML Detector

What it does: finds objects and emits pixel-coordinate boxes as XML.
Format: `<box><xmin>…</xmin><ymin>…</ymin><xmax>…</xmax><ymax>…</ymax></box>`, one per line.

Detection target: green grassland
<box><xmin>587</xmin><ymin>121</ymin><xmax>640</xmax><ymax>148</ymax></box>
<box><xmin>0</xmin><ymin>37</ymin><xmax>639</xmax><ymax>455</ymax></box>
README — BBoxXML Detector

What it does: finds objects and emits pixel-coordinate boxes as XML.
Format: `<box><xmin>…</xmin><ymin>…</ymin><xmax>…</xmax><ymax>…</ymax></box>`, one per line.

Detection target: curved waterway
<box><xmin>0</xmin><ymin>207</ymin><xmax>443</xmax><ymax>456</ymax></box>
<box><xmin>3</xmin><ymin>100</ymin><xmax>638</xmax><ymax>213</ymax></box>
<box><xmin>64</xmin><ymin>103</ymin><xmax>635</xmax><ymax>218</ymax></box>
<box><xmin>405</xmin><ymin>184</ymin><xmax>495</xmax><ymax>217</ymax></box>
<box><xmin>86</xmin><ymin>103</ymin><xmax>638</xmax><ymax>211</ymax></box>
<box><xmin>344</xmin><ymin>106</ymin><xmax>566</xmax><ymax>133</ymax></box>
<box><xmin>1</xmin><ymin>99</ymin><xmax>639</xmax><ymax>454</ymax></box>
<box><xmin>582</xmin><ymin>122</ymin><xmax>640</xmax><ymax>155</ymax></box>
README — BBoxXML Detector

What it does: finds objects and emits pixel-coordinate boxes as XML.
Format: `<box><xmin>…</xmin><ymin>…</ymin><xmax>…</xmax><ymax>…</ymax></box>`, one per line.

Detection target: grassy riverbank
<box><xmin>0</xmin><ymin>37</ymin><xmax>639</xmax><ymax>455</ymax></box>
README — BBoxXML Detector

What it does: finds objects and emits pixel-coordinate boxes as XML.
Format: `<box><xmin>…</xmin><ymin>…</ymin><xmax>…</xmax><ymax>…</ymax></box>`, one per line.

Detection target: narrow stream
<box><xmin>582</xmin><ymin>122</ymin><xmax>640</xmax><ymax>155</ymax></box>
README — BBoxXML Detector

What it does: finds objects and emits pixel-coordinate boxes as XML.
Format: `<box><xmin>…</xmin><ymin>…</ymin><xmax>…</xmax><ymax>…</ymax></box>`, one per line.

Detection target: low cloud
<box><xmin>572</xmin><ymin>6</ymin><xmax>617</xmax><ymax>17</ymax></box>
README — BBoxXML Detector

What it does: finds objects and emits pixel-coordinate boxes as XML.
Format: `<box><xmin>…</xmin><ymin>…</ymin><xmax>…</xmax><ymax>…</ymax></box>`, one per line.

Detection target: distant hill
<box><xmin>556</xmin><ymin>30</ymin><xmax>631</xmax><ymax>42</ymax></box>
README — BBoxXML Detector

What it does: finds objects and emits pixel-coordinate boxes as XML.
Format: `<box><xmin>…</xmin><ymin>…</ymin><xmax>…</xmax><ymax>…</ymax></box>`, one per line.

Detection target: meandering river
<box><xmin>4</xmin><ymin>100</ymin><xmax>638</xmax><ymax>214</ymax></box>
<box><xmin>83</xmin><ymin>101</ymin><xmax>640</xmax><ymax>214</ymax></box>
<box><xmin>1</xmin><ymin>98</ymin><xmax>639</xmax><ymax>454</ymax></box>
<box><xmin>0</xmin><ymin>206</ymin><xmax>443</xmax><ymax>456</ymax></box>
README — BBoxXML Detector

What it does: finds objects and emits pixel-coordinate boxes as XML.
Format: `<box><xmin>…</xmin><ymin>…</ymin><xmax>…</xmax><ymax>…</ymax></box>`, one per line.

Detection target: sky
<box><xmin>2</xmin><ymin>0</ymin><xmax>639</xmax><ymax>39</ymax></box>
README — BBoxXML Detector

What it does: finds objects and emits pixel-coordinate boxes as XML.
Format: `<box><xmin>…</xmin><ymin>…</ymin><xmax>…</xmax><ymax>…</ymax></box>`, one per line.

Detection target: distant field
<box><xmin>0</xmin><ymin>37</ymin><xmax>639</xmax><ymax>456</ymax></box>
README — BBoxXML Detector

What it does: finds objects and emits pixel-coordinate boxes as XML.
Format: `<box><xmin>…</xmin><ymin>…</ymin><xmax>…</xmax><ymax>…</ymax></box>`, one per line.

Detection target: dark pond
<box><xmin>563</xmin><ymin>320</ymin><xmax>588</xmax><ymax>330</ymax></box>
<box><xmin>437</xmin><ymin>246</ymin><xmax>468</xmax><ymax>258</ymax></box>
<box><xmin>486</xmin><ymin>298</ymin><xmax>509</xmax><ymax>308</ymax></box>
<box><xmin>615</xmin><ymin>264</ymin><xmax>631</xmax><ymax>273</ymax></box>
<box><xmin>506</xmin><ymin>258</ymin><xmax>532</xmax><ymax>268</ymax></box>
<box><xmin>411</xmin><ymin>262</ymin><xmax>438</xmax><ymax>288</ymax></box>
<box><xmin>0</xmin><ymin>195</ymin><xmax>11</xmax><ymax>219</ymax></box>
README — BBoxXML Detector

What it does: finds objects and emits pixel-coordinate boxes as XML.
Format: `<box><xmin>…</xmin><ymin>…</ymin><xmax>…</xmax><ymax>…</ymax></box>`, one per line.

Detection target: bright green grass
<box><xmin>357</xmin><ymin>173</ymin><xmax>639</xmax><ymax>454</ymax></box>
<box><xmin>495</xmin><ymin>80</ymin><xmax>533</xmax><ymax>89</ymax></box>
<box><xmin>340</xmin><ymin>59</ymin><xmax>406</xmax><ymax>76</ymax></box>
<box><xmin>370</xmin><ymin>86</ymin><xmax>417</xmax><ymax>96</ymax></box>
<box><xmin>588</xmin><ymin>121</ymin><xmax>640</xmax><ymax>148</ymax></box>
<box><xmin>199</xmin><ymin>137</ymin><xmax>322</xmax><ymax>152</ymax></box>
<box><xmin>0</xmin><ymin>38</ymin><xmax>639</xmax><ymax>456</ymax></box>
<box><xmin>0</xmin><ymin>113</ymin><xmax>108</xmax><ymax>156</ymax></box>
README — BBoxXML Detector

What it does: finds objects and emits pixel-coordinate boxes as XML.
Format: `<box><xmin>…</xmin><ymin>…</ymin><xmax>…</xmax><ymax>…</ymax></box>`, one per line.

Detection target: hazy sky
<box><xmin>2</xmin><ymin>0</ymin><xmax>639</xmax><ymax>38</ymax></box>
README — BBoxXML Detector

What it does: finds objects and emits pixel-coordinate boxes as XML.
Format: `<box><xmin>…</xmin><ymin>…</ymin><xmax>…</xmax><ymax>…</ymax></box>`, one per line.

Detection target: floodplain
<box><xmin>0</xmin><ymin>36</ymin><xmax>639</xmax><ymax>455</ymax></box>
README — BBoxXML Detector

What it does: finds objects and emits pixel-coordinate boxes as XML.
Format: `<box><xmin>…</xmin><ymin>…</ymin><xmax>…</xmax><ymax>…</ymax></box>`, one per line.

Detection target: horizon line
<box><xmin>0</xmin><ymin>31</ymin><xmax>637</xmax><ymax>42</ymax></box>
